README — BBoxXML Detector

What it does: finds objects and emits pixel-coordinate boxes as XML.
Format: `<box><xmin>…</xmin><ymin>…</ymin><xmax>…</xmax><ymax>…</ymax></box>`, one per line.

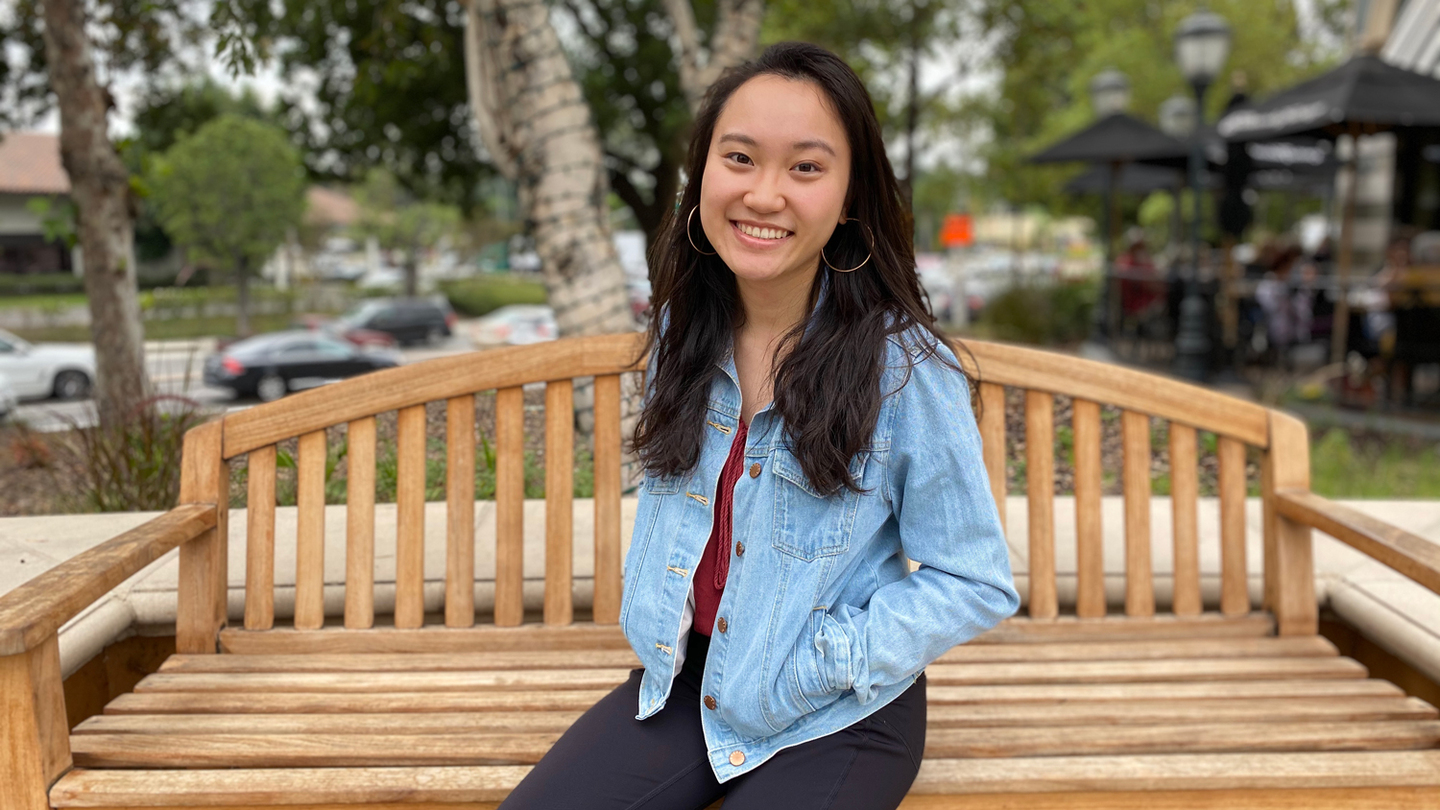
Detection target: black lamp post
<box><xmin>1087</xmin><ymin>68</ymin><xmax>1131</xmax><ymax>347</ymax></box>
<box><xmin>1171</xmin><ymin>8</ymin><xmax>1230</xmax><ymax>382</ymax></box>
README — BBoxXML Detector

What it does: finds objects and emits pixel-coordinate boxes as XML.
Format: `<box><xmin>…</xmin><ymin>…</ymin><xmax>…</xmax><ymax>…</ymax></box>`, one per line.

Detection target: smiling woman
<box><xmin>498</xmin><ymin>42</ymin><xmax>1015</xmax><ymax>810</ymax></box>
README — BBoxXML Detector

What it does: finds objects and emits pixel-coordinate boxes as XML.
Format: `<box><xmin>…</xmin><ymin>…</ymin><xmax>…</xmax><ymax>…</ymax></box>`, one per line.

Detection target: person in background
<box><xmin>1254</xmin><ymin>241</ymin><xmax>1310</xmax><ymax>369</ymax></box>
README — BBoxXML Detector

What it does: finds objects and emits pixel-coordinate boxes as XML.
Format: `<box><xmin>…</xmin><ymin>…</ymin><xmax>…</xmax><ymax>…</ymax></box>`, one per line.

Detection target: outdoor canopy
<box><xmin>1028</xmin><ymin>112</ymin><xmax>1190</xmax><ymax>164</ymax></box>
<box><xmin>1216</xmin><ymin>54</ymin><xmax>1440</xmax><ymax>142</ymax></box>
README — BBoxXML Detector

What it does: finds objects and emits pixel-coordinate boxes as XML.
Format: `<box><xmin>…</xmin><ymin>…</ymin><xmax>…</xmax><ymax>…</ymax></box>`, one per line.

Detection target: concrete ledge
<box><xmin>1</xmin><ymin>496</ymin><xmax>1436</xmax><ymax>681</ymax></box>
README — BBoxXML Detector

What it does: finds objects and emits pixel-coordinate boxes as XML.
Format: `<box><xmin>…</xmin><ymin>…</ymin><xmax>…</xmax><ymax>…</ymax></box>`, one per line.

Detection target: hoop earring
<box><xmin>686</xmin><ymin>206</ymin><xmax>716</xmax><ymax>256</ymax></box>
<box><xmin>821</xmin><ymin>218</ymin><xmax>873</xmax><ymax>273</ymax></box>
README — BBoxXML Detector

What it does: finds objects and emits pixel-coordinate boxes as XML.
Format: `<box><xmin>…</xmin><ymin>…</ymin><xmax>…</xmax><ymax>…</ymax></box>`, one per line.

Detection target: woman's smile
<box><xmin>732</xmin><ymin>220</ymin><xmax>794</xmax><ymax>247</ymax></box>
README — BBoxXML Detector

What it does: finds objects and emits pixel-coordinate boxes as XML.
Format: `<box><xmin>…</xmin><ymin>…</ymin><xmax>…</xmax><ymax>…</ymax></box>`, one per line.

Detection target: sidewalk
<box><xmin>1</xmin><ymin>496</ymin><xmax>1436</xmax><ymax>684</ymax></box>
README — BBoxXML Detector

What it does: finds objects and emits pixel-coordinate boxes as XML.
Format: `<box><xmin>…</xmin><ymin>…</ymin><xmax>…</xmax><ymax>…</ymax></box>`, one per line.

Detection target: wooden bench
<box><xmin>4</xmin><ymin>333</ymin><xmax>1440</xmax><ymax>810</ymax></box>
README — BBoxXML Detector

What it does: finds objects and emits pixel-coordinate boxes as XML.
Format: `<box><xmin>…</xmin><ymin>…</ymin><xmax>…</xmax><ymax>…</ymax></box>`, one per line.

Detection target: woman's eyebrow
<box><xmin>718</xmin><ymin>132</ymin><xmax>836</xmax><ymax>157</ymax></box>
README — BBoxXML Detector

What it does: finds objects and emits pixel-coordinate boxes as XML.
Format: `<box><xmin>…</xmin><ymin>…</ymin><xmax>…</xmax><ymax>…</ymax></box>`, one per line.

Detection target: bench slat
<box><xmin>395</xmin><ymin>405</ymin><xmax>427</xmax><ymax>629</ymax></box>
<box><xmin>544</xmin><ymin>380</ymin><xmax>574</xmax><ymax>626</ymax></box>
<box><xmin>494</xmin><ymin>386</ymin><xmax>525</xmax><ymax>627</ymax></box>
<box><xmin>104</xmin><ymin>677</ymin><xmax>1404</xmax><ymax>716</ymax></box>
<box><xmin>445</xmin><ymin>396</ymin><xmax>476</xmax><ymax>629</ymax></box>
<box><xmin>74</xmin><ymin>696</ymin><xmax>1437</xmax><ymax>737</ymax></box>
<box><xmin>49</xmin><ymin>751</ymin><xmax>1440</xmax><ymax>807</ymax></box>
<box><xmin>1121</xmin><ymin>410</ymin><xmax>1155</xmax><ymax>617</ymax></box>
<box><xmin>243</xmin><ymin>445</ymin><xmax>276</xmax><ymax>631</ymax></box>
<box><xmin>69</xmin><ymin>721</ymin><xmax>1440</xmax><ymax>769</ymax></box>
<box><xmin>294</xmin><ymin>430</ymin><xmax>328</xmax><ymax>631</ymax></box>
<box><xmin>162</xmin><ymin>635</ymin><xmax>1341</xmax><ymax>673</ymax></box>
<box><xmin>1168</xmin><ymin>423</ymin><xmax>1200</xmax><ymax>616</ymax></box>
<box><xmin>1072</xmin><ymin>398</ymin><xmax>1104</xmax><ymax>619</ymax></box>
<box><xmin>344</xmin><ymin>417</ymin><xmax>376</xmax><ymax>629</ymax></box>
<box><xmin>979</xmin><ymin>382</ymin><xmax>1006</xmax><ymax>535</ymax></box>
<box><xmin>1025</xmin><ymin>391</ymin><xmax>1057</xmax><ymax>619</ymax></box>
<box><xmin>1218</xmin><ymin>434</ymin><xmax>1251</xmax><ymax>616</ymax></box>
<box><xmin>592</xmin><ymin>374</ymin><xmax>622</xmax><ymax>625</ymax></box>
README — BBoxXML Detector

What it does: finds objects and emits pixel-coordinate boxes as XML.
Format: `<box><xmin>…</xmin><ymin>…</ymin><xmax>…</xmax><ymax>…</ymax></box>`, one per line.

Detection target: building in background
<box><xmin>0</xmin><ymin>133</ymin><xmax>79</xmax><ymax>277</ymax></box>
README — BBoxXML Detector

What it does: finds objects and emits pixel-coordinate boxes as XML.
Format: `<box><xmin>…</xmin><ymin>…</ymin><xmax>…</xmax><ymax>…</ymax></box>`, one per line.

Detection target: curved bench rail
<box><xmin>1275</xmin><ymin>488</ymin><xmax>1440</xmax><ymax>596</ymax></box>
<box><xmin>221</xmin><ymin>332</ymin><xmax>649</xmax><ymax>459</ymax></box>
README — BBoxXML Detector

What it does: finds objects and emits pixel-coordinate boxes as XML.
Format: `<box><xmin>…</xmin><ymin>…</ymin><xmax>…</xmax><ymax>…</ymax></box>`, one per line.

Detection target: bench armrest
<box><xmin>0</xmin><ymin>504</ymin><xmax>217</xmax><ymax>656</ymax></box>
<box><xmin>1274</xmin><ymin>488</ymin><xmax>1440</xmax><ymax>596</ymax></box>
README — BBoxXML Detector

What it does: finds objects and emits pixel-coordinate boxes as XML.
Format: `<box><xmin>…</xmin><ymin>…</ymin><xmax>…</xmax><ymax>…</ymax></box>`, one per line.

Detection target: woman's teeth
<box><xmin>737</xmin><ymin>223</ymin><xmax>790</xmax><ymax>240</ymax></box>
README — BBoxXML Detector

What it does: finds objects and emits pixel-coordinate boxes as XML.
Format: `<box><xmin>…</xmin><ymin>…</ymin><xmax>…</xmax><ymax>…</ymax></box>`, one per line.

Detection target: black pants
<box><xmin>499</xmin><ymin>629</ymin><xmax>927</xmax><ymax>810</ymax></box>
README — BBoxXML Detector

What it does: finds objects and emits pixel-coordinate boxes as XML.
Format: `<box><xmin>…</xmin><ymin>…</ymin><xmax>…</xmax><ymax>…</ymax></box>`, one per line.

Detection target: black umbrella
<box><xmin>1216</xmin><ymin>54</ymin><xmax>1440</xmax><ymax>364</ymax></box>
<box><xmin>1063</xmin><ymin>162</ymin><xmax>1204</xmax><ymax>195</ymax></box>
<box><xmin>1216</xmin><ymin>55</ymin><xmax>1440</xmax><ymax>143</ymax></box>
<box><xmin>1029</xmin><ymin>112</ymin><xmax>1190</xmax><ymax>164</ymax></box>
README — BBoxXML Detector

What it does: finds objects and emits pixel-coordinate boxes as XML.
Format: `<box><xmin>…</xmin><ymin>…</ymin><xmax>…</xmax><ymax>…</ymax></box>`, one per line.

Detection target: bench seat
<box><xmin>52</xmin><ymin>616</ymin><xmax>1440</xmax><ymax>808</ymax></box>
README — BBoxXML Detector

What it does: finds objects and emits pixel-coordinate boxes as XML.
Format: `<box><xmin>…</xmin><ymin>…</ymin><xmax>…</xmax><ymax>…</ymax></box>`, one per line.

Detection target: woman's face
<box><xmin>699</xmin><ymin>75</ymin><xmax>852</xmax><ymax>290</ymax></box>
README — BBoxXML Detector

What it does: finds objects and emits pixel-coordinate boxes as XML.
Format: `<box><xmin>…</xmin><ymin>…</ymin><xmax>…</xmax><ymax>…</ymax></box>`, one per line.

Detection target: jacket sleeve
<box><xmin>817</xmin><ymin>341</ymin><xmax>1021</xmax><ymax>705</ymax></box>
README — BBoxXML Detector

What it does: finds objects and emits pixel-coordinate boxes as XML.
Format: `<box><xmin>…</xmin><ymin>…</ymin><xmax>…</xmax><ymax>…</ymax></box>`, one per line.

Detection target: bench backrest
<box><xmin>173</xmin><ymin>333</ymin><xmax>1316</xmax><ymax>654</ymax></box>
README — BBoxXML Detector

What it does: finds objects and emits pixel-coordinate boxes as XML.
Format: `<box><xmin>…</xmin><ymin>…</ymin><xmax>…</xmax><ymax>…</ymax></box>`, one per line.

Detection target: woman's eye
<box><xmin>726</xmin><ymin>153</ymin><xmax>753</xmax><ymax>165</ymax></box>
<box><xmin>795</xmin><ymin>162</ymin><xmax>820</xmax><ymax>173</ymax></box>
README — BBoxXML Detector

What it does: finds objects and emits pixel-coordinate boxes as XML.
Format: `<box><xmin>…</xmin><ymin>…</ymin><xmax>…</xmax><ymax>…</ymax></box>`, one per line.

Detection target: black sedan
<box><xmin>204</xmin><ymin>331</ymin><xmax>401</xmax><ymax>402</ymax></box>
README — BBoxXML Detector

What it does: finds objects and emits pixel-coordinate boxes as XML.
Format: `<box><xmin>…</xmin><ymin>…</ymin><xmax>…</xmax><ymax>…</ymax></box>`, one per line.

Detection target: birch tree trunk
<box><xmin>461</xmin><ymin>0</ymin><xmax>632</xmax><ymax>340</ymax></box>
<box><xmin>664</xmin><ymin>0</ymin><xmax>765</xmax><ymax>116</ymax></box>
<box><xmin>40</xmin><ymin>0</ymin><xmax>151</xmax><ymax>427</ymax></box>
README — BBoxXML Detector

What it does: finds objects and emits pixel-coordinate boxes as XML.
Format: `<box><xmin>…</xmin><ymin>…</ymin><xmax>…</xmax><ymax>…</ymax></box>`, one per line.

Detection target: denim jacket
<box><xmin>619</xmin><ymin>273</ymin><xmax>1021</xmax><ymax>783</ymax></box>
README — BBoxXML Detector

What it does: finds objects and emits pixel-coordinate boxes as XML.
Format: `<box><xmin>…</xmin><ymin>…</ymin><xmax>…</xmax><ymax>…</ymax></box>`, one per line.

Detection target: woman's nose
<box><xmin>743</xmin><ymin>171</ymin><xmax>786</xmax><ymax>213</ymax></box>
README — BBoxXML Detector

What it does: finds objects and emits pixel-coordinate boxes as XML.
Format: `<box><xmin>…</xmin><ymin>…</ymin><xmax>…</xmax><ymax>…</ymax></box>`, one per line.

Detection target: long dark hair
<box><xmin>630</xmin><ymin>41</ymin><xmax>975</xmax><ymax>497</ymax></box>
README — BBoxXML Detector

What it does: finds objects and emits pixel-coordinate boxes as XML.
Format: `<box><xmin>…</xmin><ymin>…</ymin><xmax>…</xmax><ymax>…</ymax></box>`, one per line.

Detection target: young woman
<box><xmin>499</xmin><ymin>41</ymin><xmax>1018</xmax><ymax>810</ymax></box>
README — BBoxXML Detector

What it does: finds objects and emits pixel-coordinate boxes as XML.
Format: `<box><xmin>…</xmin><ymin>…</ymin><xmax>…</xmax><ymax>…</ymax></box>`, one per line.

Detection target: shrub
<box><xmin>978</xmin><ymin>278</ymin><xmax>1097</xmax><ymax>346</ymax></box>
<box><xmin>439</xmin><ymin>275</ymin><xmax>547</xmax><ymax>317</ymax></box>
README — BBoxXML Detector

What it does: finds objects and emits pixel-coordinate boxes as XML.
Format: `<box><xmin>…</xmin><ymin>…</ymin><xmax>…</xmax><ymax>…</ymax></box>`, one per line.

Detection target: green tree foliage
<box><xmin>148</xmin><ymin>115</ymin><xmax>308</xmax><ymax>335</ymax></box>
<box><xmin>353</xmin><ymin>168</ymin><xmax>462</xmax><ymax>297</ymax></box>
<box><xmin>972</xmin><ymin>0</ymin><xmax>1348</xmax><ymax>212</ymax></box>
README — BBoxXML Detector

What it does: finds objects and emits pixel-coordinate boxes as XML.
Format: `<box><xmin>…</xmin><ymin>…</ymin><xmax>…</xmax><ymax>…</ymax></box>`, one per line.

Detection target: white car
<box><xmin>0</xmin><ymin>371</ymin><xmax>18</xmax><ymax>421</ymax></box>
<box><xmin>469</xmin><ymin>304</ymin><xmax>558</xmax><ymax>347</ymax></box>
<box><xmin>0</xmin><ymin>327</ymin><xmax>96</xmax><ymax>400</ymax></box>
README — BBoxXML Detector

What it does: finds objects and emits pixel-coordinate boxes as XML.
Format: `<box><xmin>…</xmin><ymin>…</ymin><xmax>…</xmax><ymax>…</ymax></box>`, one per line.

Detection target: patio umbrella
<box><xmin>1030</xmin><ymin>112</ymin><xmax>1190</xmax><ymax>164</ymax></box>
<box><xmin>1063</xmin><ymin>162</ymin><xmax>1192</xmax><ymax>195</ymax></box>
<box><xmin>1216</xmin><ymin>54</ymin><xmax>1440</xmax><ymax>364</ymax></box>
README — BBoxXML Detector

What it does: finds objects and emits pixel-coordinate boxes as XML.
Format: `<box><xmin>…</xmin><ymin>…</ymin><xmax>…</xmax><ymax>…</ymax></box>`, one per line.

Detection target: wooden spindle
<box><xmin>1072</xmin><ymin>399</ymin><xmax>1105</xmax><ymax>619</ymax></box>
<box><xmin>545</xmin><ymin>380</ymin><xmax>575</xmax><ymax>626</ymax></box>
<box><xmin>1024</xmin><ymin>390</ymin><xmax>1056</xmax><ymax>620</ymax></box>
<box><xmin>395</xmin><ymin>405</ymin><xmax>427</xmax><ymax>629</ymax></box>
<box><xmin>244</xmin><ymin>445</ymin><xmax>276</xmax><ymax>630</ymax></box>
<box><xmin>1219</xmin><ymin>434</ymin><xmax>1250</xmax><ymax>616</ymax></box>
<box><xmin>446</xmin><ymin>395</ymin><xmax>476</xmax><ymax>628</ymax></box>
<box><xmin>1169</xmin><ymin>423</ymin><xmax>1201</xmax><ymax>616</ymax></box>
<box><xmin>494</xmin><ymin>386</ymin><xmax>526</xmax><ymax>627</ymax></box>
<box><xmin>294</xmin><ymin>430</ymin><xmax>327</xmax><ymax>630</ymax></box>
<box><xmin>1121</xmin><ymin>410</ymin><xmax>1155</xmax><ymax>617</ymax></box>
<box><xmin>979</xmin><ymin>382</ymin><xmax>1007</xmax><ymax>533</ymax></box>
<box><xmin>176</xmin><ymin>420</ymin><xmax>228</xmax><ymax>654</ymax></box>
<box><xmin>1262</xmin><ymin>412</ymin><xmax>1317</xmax><ymax>635</ymax></box>
<box><xmin>593</xmin><ymin>374</ymin><xmax>622</xmax><ymax>625</ymax></box>
<box><xmin>345</xmin><ymin>417</ymin><xmax>376</xmax><ymax>629</ymax></box>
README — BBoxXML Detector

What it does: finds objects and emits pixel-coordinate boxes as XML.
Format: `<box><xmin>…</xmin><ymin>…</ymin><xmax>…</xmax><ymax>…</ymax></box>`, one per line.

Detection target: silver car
<box><xmin>0</xmin><ymin>327</ymin><xmax>96</xmax><ymax>400</ymax></box>
<box><xmin>0</xmin><ymin>371</ymin><xmax>18</xmax><ymax>421</ymax></box>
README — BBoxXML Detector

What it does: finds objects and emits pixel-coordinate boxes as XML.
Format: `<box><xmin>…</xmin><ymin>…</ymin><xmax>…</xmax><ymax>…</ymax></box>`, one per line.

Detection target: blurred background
<box><xmin>1</xmin><ymin>0</ymin><xmax>1438</xmax><ymax>516</ymax></box>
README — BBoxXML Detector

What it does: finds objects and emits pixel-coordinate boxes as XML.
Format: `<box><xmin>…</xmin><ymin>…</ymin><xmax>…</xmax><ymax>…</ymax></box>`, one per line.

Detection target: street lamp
<box><xmin>1088</xmin><ymin>68</ymin><xmax>1130</xmax><ymax>348</ymax></box>
<box><xmin>1159</xmin><ymin>94</ymin><xmax>1197</xmax><ymax>272</ymax></box>
<box><xmin>1171</xmin><ymin>8</ymin><xmax>1231</xmax><ymax>382</ymax></box>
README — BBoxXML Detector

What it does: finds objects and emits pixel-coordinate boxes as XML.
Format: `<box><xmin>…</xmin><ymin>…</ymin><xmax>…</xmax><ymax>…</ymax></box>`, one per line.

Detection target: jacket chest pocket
<box><xmin>769</xmin><ymin>446</ymin><xmax>870</xmax><ymax>561</ymax></box>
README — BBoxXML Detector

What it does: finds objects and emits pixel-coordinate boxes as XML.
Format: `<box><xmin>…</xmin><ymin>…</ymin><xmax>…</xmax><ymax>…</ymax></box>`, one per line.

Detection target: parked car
<box><xmin>203</xmin><ymin>331</ymin><xmax>401</xmax><ymax>402</ymax></box>
<box><xmin>334</xmin><ymin>298</ymin><xmax>457</xmax><ymax>346</ymax></box>
<box><xmin>469</xmin><ymin>304</ymin><xmax>558</xmax><ymax>346</ymax></box>
<box><xmin>0</xmin><ymin>327</ymin><xmax>95</xmax><ymax>400</ymax></box>
<box><xmin>0</xmin><ymin>372</ymin><xmax>18</xmax><ymax>421</ymax></box>
<box><xmin>291</xmin><ymin>313</ymin><xmax>398</xmax><ymax>349</ymax></box>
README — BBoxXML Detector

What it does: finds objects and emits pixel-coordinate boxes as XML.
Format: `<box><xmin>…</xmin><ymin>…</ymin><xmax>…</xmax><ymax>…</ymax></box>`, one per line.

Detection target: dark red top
<box><xmin>693</xmin><ymin>417</ymin><xmax>749</xmax><ymax>636</ymax></box>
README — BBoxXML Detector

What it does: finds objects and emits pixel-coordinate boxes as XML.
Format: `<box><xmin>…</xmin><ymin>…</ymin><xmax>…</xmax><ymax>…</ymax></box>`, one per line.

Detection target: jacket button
<box><xmin>717</xmin><ymin>617</ymin><xmax>728</xmax><ymax>633</ymax></box>
<box><xmin>735</xmin><ymin>541</ymin><xmax>745</xmax><ymax>556</ymax></box>
<box><xmin>749</xmin><ymin>462</ymin><xmax>761</xmax><ymax>478</ymax></box>
<box><xmin>704</xmin><ymin>695</ymin><xmax>717</xmax><ymax>710</ymax></box>
<box><xmin>729</xmin><ymin>751</ymin><xmax>745</xmax><ymax>766</ymax></box>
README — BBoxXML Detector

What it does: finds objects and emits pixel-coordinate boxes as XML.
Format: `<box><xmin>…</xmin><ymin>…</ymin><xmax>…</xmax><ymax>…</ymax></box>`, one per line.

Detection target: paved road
<box><xmin>9</xmin><ymin>332</ymin><xmax>478</xmax><ymax>433</ymax></box>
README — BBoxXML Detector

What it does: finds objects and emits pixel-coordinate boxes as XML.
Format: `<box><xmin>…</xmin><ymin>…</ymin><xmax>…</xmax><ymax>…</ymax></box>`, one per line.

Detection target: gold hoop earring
<box><xmin>821</xmin><ymin>218</ymin><xmax>873</xmax><ymax>273</ymax></box>
<box><xmin>686</xmin><ymin>205</ymin><xmax>716</xmax><ymax>256</ymax></box>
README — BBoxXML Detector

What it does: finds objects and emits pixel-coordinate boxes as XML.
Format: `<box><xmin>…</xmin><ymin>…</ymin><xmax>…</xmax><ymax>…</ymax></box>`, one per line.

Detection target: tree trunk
<box><xmin>901</xmin><ymin>19</ymin><xmax>921</xmax><ymax>208</ymax></box>
<box><xmin>404</xmin><ymin>247</ymin><xmax>419</xmax><ymax>298</ymax></box>
<box><xmin>462</xmin><ymin>0</ymin><xmax>632</xmax><ymax>339</ymax></box>
<box><xmin>40</xmin><ymin>0</ymin><xmax>151</xmax><ymax>427</ymax></box>
<box><xmin>236</xmin><ymin>256</ymin><xmax>252</xmax><ymax>338</ymax></box>
<box><xmin>665</xmin><ymin>0</ymin><xmax>765</xmax><ymax>116</ymax></box>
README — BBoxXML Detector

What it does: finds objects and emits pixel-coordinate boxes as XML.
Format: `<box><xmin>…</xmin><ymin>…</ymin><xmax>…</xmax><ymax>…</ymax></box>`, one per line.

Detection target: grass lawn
<box><xmin>1310</xmin><ymin>427</ymin><xmax>1440</xmax><ymax>499</ymax></box>
<box><xmin>0</xmin><ymin>292</ymin><xmax>90</xmax><ymax>311</ymax></box>
<box><xmin>9</xmin><ymin>313</ymin><xmax>296</xmax><ymax>343</ymax></box>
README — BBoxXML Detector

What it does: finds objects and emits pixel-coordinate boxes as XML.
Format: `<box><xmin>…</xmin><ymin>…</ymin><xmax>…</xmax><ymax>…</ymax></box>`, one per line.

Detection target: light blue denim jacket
<box><xmin>619</xmin><ymin>273</ymin><xmax>1021</xmax><ymax>783</ymax></box>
